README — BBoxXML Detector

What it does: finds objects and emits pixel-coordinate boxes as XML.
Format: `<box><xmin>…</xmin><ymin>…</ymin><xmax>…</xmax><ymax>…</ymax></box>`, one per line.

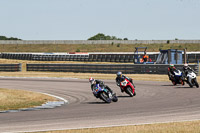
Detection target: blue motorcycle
<box><xmin>93</xmin><ymin>84</ymin><xmax>118</xmax><ymax>103</ymax></box>
<box><xmin>171</xmin><ymin>69</ymin><xmax>185</xmax><ymax>85</ymax></box>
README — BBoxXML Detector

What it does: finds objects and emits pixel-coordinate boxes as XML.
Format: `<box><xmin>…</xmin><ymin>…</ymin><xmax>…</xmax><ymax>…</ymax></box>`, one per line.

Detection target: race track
<box><xmin>0</xmin><ymin>78</ymin><xmax>200</xmax><ymax>132</ymax></box>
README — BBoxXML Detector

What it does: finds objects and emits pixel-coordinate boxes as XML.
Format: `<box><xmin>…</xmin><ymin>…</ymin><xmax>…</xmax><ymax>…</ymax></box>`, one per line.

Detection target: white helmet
<box><xmin>184</xmin><ymin>63</ymin><xmax>189</xmax><ymax>68</ymax></box>
<box><xmin>89</xmin><ymin>77</ymin><xmax>95</xmax><ymax>84</ymax></box>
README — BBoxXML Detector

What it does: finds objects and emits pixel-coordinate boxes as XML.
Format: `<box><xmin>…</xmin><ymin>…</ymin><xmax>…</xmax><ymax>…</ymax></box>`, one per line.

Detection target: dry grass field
<box><xmin>0</xmin><ymin>88</ymin><xmax>57</xmax><ymax>111</ymax></box>
<box><xmin>0</xmin><ymin>43</ymin><xmax>200</xmax><ymax>52</ymax></box>
<box><xmin>34</xmin><ymin>120</ymin><xmax>200</xmax><ymax>133</ymax></box>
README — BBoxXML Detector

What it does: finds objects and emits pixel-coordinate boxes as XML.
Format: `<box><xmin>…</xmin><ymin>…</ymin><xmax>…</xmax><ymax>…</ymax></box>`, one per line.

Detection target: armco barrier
<box><xmin>26</xmin><ymin>64</ymin><xmax>199</xmax><ymax>75</ymax></box>
<box><xmin>1</xmin><ymin>52</ymin><xmax>200</xmax><ymax>63</ymax></box>
<box><xmin>0</xmin><ymin>64</ymin><xmax>21</xmax><ymax>72</ymax></box>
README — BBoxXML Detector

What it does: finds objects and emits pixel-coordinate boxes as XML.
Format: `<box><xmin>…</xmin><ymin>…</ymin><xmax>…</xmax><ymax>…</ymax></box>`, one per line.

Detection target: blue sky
<box><xmin>0</xmin><ymin>0</ymin><xmax>200</xmax><ymax>40</ymax></box>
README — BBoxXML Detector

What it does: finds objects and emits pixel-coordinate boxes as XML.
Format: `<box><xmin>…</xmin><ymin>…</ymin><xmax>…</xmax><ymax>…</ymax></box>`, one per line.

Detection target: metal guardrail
<box><xmin>1</xmin><ymin>52</ymin><xmax>199</xmax><ymax>63</ymax></box>
<box><xmin>0</xmin><ymin>53</ymin><xmax>89</xmax><ymax>61</ymax></box>
<box><xmin>0</xmin><ymin>64</ymin><xmax>21</xmax><ymax>72</ymax></box>
<box><xmin>26</xmin><ymin>64</ymin><xmax>199</xmax><ymax>75</ymax></box>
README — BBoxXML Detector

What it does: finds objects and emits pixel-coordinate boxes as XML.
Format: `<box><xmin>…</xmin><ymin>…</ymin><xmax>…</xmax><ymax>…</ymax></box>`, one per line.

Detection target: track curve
<box><xmin>0</xmin><ymin>78</ymin><xmax>200</xmax><ymax>132</ymax></box>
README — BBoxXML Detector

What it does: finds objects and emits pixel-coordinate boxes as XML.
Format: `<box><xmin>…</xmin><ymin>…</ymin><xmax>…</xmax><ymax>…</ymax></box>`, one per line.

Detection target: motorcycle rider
<box><xmin>89</xmin><ymin>77</ymin><xmax>113</xmax><ymax>98</ymax></box>
<box><xmin>115</xmin><ymin>71</ymin><xmax>135</xmax><ymax>92</ymax></box>
<box><xmin>182</xmin><ymin>63</ymin><xmax>195</xmax><ymax>78</ymax></box>
<box><xmin>168</xmin><ymin>64</ymin><xmax>177</xmax><ymax>80</ymax></box>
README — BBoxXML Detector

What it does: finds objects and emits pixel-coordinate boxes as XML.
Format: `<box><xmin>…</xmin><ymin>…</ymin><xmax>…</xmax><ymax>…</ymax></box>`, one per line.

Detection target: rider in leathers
<box><xmin>115</xmin><ymin>72</ymin><xmax>135</xmax><ymax>92</ymax></box>
<box><xmin>89</xmin><ymin>77</ymin><xmax>113</xmax><ymax>98</ymax></box>
<box><xmin>168</xmin><ymin>64</ymin><xmax>177</xmax><ymax>80</ymax></box>
<box><xmin>182</xmin><ymin>63</ymin><xmax>196</xmax><ymax>79</ymax></box>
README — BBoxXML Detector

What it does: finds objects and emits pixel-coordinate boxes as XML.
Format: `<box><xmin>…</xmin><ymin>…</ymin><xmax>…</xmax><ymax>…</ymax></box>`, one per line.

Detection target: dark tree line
<box><xmin>0</xmin><ymin>36</ymin><xmax>21</xmax><ymax>40</ymax></box>
<box><xmin>88</xmin><ymin>33</ymin><xmax>128</xmax><ymax>40</ymax></box>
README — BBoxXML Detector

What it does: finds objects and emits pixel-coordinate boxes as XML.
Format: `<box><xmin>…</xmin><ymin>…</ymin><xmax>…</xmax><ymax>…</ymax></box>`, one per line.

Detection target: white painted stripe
<box><xmin>41</xmin><ymin>93</ymin><xmax>68</xmax><ymax>103</ymax></box>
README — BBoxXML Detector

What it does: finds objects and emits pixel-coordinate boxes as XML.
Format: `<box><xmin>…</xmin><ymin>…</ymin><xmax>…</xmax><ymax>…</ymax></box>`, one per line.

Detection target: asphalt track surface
<box><xmin>0</xmin><ymin>78</ymin><xmax>200</xmax><ymax>133</ymax></box>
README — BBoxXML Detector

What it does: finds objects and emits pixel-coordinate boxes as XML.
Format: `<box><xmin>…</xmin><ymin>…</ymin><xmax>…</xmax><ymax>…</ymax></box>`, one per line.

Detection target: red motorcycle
<box><xmin>120</xmin><ymin>78</ymin><xmax>136</xmax><ymax>97</ymax></box>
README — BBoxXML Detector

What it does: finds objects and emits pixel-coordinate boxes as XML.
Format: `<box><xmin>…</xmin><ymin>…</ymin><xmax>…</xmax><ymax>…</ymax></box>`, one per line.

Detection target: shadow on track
<box><xmin>175</xmin><ymin>86</ymin><xmax>196</xmax><ymax>89</ymax></box>
<box><xmin>117</xmin><ymin>95</ymin><xmax>131</xmax><ymax>98</ymax></box>
<box><xmin>161</xmin><ymin>84</ymin><xmax>175</xmax><ymax>86</ymax></box>
<box><xmin>84</xmin><ymin>102</ymin><xmax>109</xmax><ymax>104</ymax></box>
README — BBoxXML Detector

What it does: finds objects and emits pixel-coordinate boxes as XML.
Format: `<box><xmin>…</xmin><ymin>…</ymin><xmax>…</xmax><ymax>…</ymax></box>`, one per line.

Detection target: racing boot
<box><xmin>120</xmin><ymin>87</ymin><xmax>124</xmax><ymax>93</ymax></box>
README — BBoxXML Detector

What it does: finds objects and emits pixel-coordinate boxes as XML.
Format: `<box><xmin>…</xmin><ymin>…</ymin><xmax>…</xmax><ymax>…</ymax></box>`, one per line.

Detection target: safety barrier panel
<box><xmin>1</xmin><ymin>52</ymin><xmax>200</xmax><ymax>63</ymax></box>
<box><xmin>0</xmin><ymin>53</ymin><xmax>89</xmax><ymax>61</ymax></box>
<box><xmin>0</xmin><ymin>64</ymin><xmax>21</xmax><ymax>72</ymax></box>
<box><xmin>26</xmin><ymin>64</ymin><xmax>199</xmax><ymax>75</ymax></box>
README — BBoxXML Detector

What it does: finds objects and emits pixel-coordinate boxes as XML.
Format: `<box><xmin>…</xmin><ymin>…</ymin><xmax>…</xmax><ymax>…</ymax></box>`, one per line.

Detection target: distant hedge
<box><xmin>0</xmin><ymin>36</ymin><xmax>21</xmax><ymax>40</ymax></box>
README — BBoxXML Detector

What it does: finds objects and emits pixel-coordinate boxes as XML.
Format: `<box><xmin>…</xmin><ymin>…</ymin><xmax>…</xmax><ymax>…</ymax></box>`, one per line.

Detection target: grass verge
<box><xmin>0</xmin><ymin>43</ymin><xmax>200</xmax><ymax>52</ymax></box>
<box><xmin>32</xmin><ymin>120</ymin><xmax>200</xmax><ymax>133</ymax></box>
<box><xmin>0</xmin><ymin>88</ymin><xmax>57</xmax><ymax>111</ymax></box>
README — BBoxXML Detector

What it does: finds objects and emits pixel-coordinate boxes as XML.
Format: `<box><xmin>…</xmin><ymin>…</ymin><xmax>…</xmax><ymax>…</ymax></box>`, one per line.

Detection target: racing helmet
<box><xmin>184</xmin><ymin>63</ymin><xmax>189</xmax><ymax>69</ymax></box>
<box><xmin>89</xmin><ymin>77</ymin><xmax>95</xmax><ymax>84</ymax></box>
<box><xmin>116</xmin><ymin>71</ymin><xmax>122</xmax><ymax>77</ymax></box>
<box><xmin>169</xmin><ymin>64</ymin><xmax>174</xmax><ymax>68</ymax></box>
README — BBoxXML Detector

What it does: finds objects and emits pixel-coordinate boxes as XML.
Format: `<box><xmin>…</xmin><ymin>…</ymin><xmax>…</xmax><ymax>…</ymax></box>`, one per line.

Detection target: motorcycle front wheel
<box><xmin>100</xmin><ymin>92</ymin><xmax>111</xmax><ymax>103</ymax></box>
<box><xmin>188</xmin><ymin>80</ymin><xmax>193</xmax><ymax>88</ymax></box>
<box><xmin>125</xmin><ymin>86</ymin><xmax>134</xmax><ymax>97</ymax></box>
<box><xmin>194</xmin><ymin>78</ymin><xmax>199</xmax><ymax>88</ymax></box>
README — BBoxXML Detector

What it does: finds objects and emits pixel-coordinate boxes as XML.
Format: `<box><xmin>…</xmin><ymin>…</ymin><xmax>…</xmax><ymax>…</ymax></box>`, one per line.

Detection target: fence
<box><xmin>1</xmin><ymin>40</ymin><xmax>200</xmax><ymax>45</ymax></box>
<box><xmin>26</xmin><ymin>64</ymin><xmax>199</xmax><ymax>75</ymax></box>
<box><xmin>0</xmin><ymin>64</ymin><xmax>21</xmax><ymax>72</ymax></box>
<box><xmin>1</xmin><ymin>52</ymin><xmax>199</xmax><ymax>63</ymax></box>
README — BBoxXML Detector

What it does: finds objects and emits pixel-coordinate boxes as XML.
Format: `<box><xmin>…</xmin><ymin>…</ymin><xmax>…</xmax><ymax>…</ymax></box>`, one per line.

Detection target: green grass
<box><xmin>0</xmin><ymin>43</ymin><xmax>200</xmax><ymax>52</ymax></box>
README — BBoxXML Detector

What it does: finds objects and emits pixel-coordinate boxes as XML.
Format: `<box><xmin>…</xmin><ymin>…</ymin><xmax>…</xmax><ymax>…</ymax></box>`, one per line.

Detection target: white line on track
<box><xmin>41</xmin><ymin>92</ymin><xmax>68</xmax><ymax>103</ymax></box>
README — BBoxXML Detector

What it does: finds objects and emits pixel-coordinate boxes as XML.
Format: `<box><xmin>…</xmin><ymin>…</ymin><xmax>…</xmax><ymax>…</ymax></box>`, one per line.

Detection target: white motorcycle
<box><xmin>186</xmin><ymin>70</ymin><xmax>199</xmax><ymax>88</ymax></box>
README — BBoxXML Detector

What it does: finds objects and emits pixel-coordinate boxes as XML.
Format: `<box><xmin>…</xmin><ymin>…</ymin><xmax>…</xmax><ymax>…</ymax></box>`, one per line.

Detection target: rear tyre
<box><xmin>112</xmin><ymin>95</ymin><xmax>118</xmax><ymax>102</ymax></box>
<box><xmin>100</xmin><ymin>92</ymin><xmax>111</xmax><ymax>103</ymax></box>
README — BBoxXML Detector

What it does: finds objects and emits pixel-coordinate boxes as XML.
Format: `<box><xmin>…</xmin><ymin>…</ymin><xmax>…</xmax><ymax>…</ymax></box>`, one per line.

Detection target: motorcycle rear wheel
<box><xmin>112</xmin><ymin>95</ymin><xmax>118</xmax><ymax>102</ymax></box>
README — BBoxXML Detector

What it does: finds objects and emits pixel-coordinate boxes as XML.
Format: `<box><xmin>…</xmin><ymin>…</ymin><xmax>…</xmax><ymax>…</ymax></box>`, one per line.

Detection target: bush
<box><xmin>117</xmin><ymin>44</ymin><xmax>120</xmax><ymax>47</ymax></box>
<box><xmin>167</xmin><ymin>40</ymin><xmax>170</xmax><ymax>44</ymax></box>
<box><xmin>76</xmin><ymin>49</ymin><xmax>80</xmax><ymax>52</ymax></box>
